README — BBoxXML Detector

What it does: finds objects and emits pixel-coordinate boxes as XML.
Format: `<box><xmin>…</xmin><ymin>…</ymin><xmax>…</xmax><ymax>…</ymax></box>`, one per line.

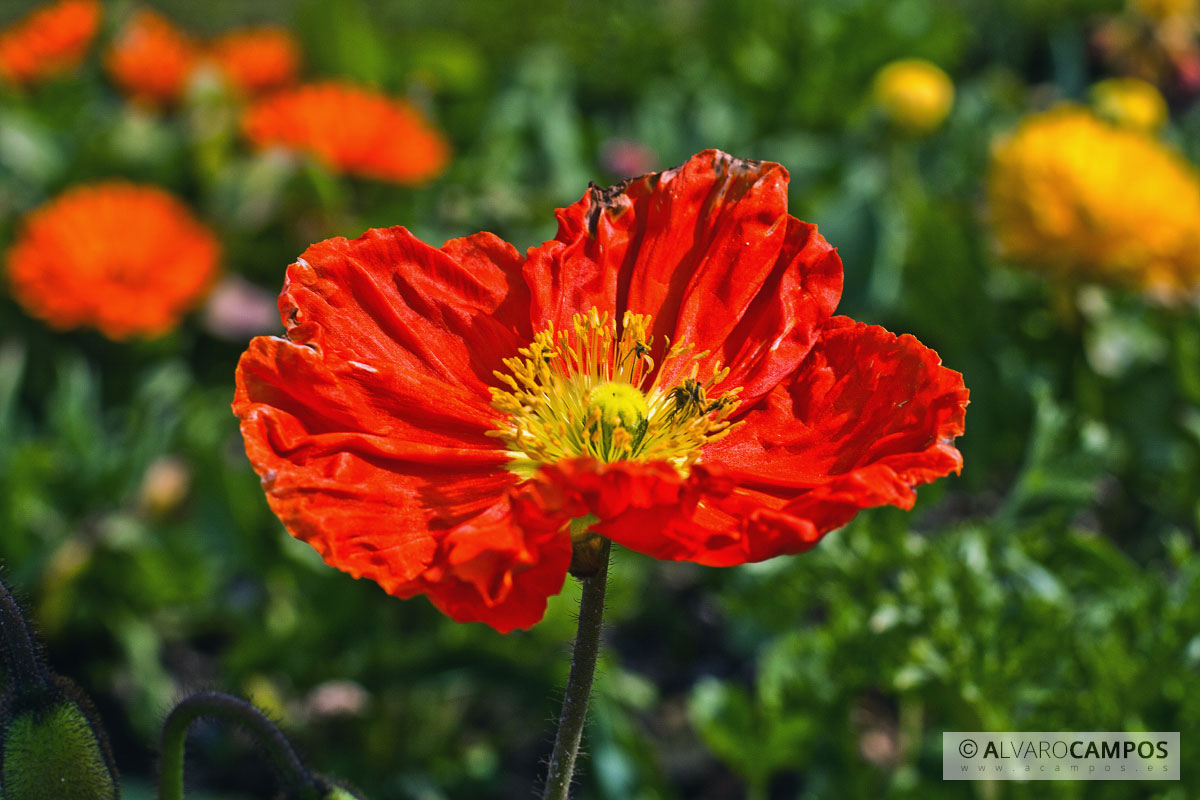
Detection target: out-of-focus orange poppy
<box><xmin>242</xmin><ymin>81</ymin><xmax>450</xmax><ymax>184</ymax></box>
<box><xmin>104</xmin><ymin>9</ymin><xmax>199</xmax><ymax>106</ymax></box>
<box><xmin>0</xmin><ymin>0</ymin><xmax>100</xmax><ymax>87</ymax></box>
<box><xmin>209</xmin><ymin>26</ymin><xmax>299</xmax><ymax>96</ymax></box>
<box><xmin>6</xmin><ymin>182</ymin><xmax>220</xmax><ymax>339</ymax></box>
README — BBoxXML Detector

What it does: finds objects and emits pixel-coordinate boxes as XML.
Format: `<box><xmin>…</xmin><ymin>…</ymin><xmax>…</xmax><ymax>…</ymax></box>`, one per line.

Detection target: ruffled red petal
<box><xmin>712</xmin><ymin>216</ymin><xmax>842</xmax><ymax>406</ymax></box>
<box><xmin>522</xmin><ymin>458</ymin><xmax>740</xmax><ymax>561</ymax></box>
<box><xmin>523</xmin><ymin>150</ymin><xmax>841</xmax><ymax>407</ymax></box>
<box><xmin>234</xmin><ymin>227</ymin><xmax>548</xmax><ymax>631</ymax></box>
<box><xmin>282</xmin><ymin>227</ymin><xmax>530</xmax><ymax>397</ymax></box>
<box><xmin>235</xmin><ymin>334</ymin><xmax>518</xmax><ymax>586</ymax></box>
<box><xmin>692</xmin><ymin>317</ymin><xmax>968</xmax><ymax>564</ymax></box>
<box><xmin>411</xmin><ymin>496</ymin><xmax>573</xmax><ymax>633</ymax></box>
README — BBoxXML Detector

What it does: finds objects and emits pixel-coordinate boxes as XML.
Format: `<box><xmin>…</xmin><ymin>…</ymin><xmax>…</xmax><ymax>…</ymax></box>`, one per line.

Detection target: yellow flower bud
<box><xmin>872</xmin><ymin>58</ymin><xmax>955</xmax><ymax>134</ymax></box>
<box><xmin>1091</xmin><ymin>77</ymin><xmax>1169</xmax><ymax>131</ymax></box>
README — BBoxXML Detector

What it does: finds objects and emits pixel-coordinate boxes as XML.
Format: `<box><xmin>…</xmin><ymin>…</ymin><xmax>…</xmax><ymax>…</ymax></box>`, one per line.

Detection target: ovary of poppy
<box><xmin>104</xmin><ymin>9</ymin><xmax>199</xmax><ymax>106</ymax></box>
<box><xmin>0</xmin><ymin>0</ymin><xmax>100</xmax><ymax>87</ymax></box>
<box><xmin>241</xmin><ymin>81</ymin><xmax>449</xmax><ymax>184</ymax></box>
<box><xmin>233</xmin><ymin>150</ymin><xmax>968</xmax><ymax>632</ymax></box>
<box><xmin>6</xmin><ymin>181</ymin><xmax>220</xmax><ymax>339</ymax></box>
<box><xmin>208</xmin><ymin>26</ymin><xmax>299</xmax><ymax>97</ymax></box>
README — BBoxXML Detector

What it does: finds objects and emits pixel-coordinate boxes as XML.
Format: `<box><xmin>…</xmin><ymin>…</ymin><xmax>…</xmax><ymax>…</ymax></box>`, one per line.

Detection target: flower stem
<box><xmin>159</xmin><ymin>691</ymin><xmax>322</xmax><ymax>800</ymax></box>
<box><xmin>542</xmin><ymin>539</ymin><xmax>611</xmax><ymax>800</ymax></box>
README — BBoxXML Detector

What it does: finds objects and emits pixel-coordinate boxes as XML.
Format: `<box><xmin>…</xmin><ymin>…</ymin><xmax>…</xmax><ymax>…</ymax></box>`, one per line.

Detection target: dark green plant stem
<box><xmin>0</xmin><ymin>578</ymin><xmax>48</xmax><ymax>689</ymax></box>
<box><xmin>541</xmin><ymin>539</ymin><xmax>611</xmax><ymax>800</ymax></box>
<box><xmin>158</xmin><ymin>691</ymin><xmax>322</xmax><ymax>800</ymax></box>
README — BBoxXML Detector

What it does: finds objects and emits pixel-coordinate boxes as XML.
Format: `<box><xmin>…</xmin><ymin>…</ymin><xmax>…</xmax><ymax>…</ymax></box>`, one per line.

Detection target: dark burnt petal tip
<box><xmin>583</xmin><ymin>150</ymin><xmax>777</xmax><ymax>238</ymax></box>
<box><xmin>709</xmin><ymin>149</ymin><xmax>767</xmax><ymax>178</ymax></box>
<box><xmin>585</xmin><ymin>178</ymin><xmax>638</xmax><ymax>235</ymax></box>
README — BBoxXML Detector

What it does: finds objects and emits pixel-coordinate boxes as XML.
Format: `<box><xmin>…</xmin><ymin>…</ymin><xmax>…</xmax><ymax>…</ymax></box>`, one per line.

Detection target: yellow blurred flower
<box><xmin>1130</xmin><ymin>0</ymin><xmax>1197</xmax><ymax>21</ymax></box>
<box><xmin>1091</xmin><ymin>77</ymin><xmax>1169</xmax><ymax>130</ymax></box>
<box><xmin>137</xmin><ymin>455</ymin><xmax>191</xmax><ymax>517</ymax></box>
<box><xmin>988</xmin><ymin>107</ymin><xmax>1200</xmax><ymax>301</ymax></box>
<box><xmin>872</xmin><ymin>58</ymin><xmax>955</xmax><ymax>134</ymax></box>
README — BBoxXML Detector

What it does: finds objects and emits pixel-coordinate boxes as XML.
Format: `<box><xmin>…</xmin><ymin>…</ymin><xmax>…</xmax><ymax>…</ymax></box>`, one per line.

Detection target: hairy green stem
<box><xmin>541</xmin><ymin>540</ymin><xmax>611</xmax><ymax>800</ymax></box>
<box><xmin>0</xmin><ymin>578</ymin><xmax>48</xmax><ymax>690</ymax></box>
<box><xmin>158</xmin><ymin>691</ymin><xmax>321</xmax><ymax>800</ymax></box>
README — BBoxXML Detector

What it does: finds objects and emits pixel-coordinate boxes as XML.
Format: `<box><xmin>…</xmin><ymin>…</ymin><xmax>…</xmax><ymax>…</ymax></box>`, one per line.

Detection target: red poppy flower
<box><xmin>234</xmin><ymin>150</ymin><xmax>967</xmax><ymax>632</ymax></box>
<box><xmin>0</xmin><ymin>0</ymin><xmax>100</xmax><ymax>87</ymax></box>
<box><xmin>7</xmin><ymin>181</ymin><xmax>220</xmax><ymax>339</ymax></box>
<box><xmin>240</xmin><ymin>81</ymin><xmax>449</xmax><ymax>184</ymax></box>
<box><xmin>104</xmin><ymin>9</ymin><xmax>199</xmax><ymax>106</ymax></box>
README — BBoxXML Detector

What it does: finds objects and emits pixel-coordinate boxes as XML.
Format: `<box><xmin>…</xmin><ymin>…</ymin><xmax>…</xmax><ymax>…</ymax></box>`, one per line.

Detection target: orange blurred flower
<box><xmin>242</xmin><ymin>81</ymin><xmax>450</xmax><ymax>183</ymax></box>
<box><xmin>104</xmin><ymin>9</ymin><xmax>199</xmax><ymax>106</ymax></box>
<box><xmin>0</xmin><ymin>0</ymin><xmax>100</xmax><ymax>87</ymax></box>
<box><xmin>6</xmin><ymin>182</ymin><xmax>220</xmax><ymax>339</ymax></box>
<box><xmin>209</xmin><ymin>26</ymin><xmax>299</xmax><ymax>96</ymax></box>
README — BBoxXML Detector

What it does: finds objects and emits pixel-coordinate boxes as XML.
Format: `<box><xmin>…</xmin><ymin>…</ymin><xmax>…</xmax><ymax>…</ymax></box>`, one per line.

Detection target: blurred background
<box><xmin>1</xmin><ymin>0</ymin><xmax>1199</xmax><ymax>797</ymax></box>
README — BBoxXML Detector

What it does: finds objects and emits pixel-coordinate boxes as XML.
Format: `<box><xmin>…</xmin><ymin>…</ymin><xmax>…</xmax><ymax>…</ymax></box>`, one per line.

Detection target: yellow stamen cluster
<box><xmin>489</xmin><ymin>308</ymin><xmax>741</xmax><ymax>475</ymax></box>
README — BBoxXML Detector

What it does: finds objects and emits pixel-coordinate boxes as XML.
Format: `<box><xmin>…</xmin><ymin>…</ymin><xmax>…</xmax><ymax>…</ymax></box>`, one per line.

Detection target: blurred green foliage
<box><xmin>1</xmin><ymin>0</ymin><xmax>1199</xmax><ymax>797</ymax></box>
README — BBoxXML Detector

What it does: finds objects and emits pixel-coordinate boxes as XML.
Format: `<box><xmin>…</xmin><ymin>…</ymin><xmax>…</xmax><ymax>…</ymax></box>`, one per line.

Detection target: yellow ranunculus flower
<box><xmin>1091</xmin><ymin>77</ymin><xmax>1169</xmax><ymax>130</ymax></box>
<box><xmin>872</xmin><ymin>58</ymin><xmax>955</xmax><ymax>134</ymax></box>
<box><xmin>988</xmin><ymin>107</ymin><xmax>1200</xmax><ymax>301</ymax></box>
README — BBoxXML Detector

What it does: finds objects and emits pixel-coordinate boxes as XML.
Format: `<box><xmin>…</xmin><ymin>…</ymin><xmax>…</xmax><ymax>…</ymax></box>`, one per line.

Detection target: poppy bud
<box><xmin>318</xmin><ymin>780</ymin><xmax>369</xmax><ymax>800</ymax></box>
<box><xmin>1</xmin><ymin>580</ymin><xmax>119</xmax><ymax>800</ymax></box>
<box><xmin>2</xmin><ymin>688</ymin><xmax>119</xmax><ymax>800</ymax></box>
